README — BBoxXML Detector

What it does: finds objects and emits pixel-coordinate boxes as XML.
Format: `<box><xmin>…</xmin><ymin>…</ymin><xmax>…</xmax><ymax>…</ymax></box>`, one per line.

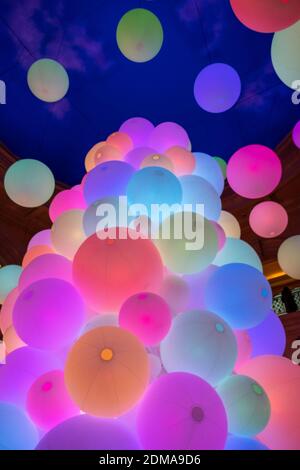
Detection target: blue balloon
<box><xmin>225</xmin><ymin>435</ymin><xmax>269</xmax><ymax>451</ymax></box>
<box><xmin>193</xmin><ymin>152</ymin><xmax>224</xmax><ymax>195</ymax></box>
<box><xmin>0</xmin><ymin>265</ymin><xmax>22</xmax><ymax>304</ymax></box>
<box><xmin>179</xmin><ymin>175</ymin><xmax>221</xmax><ymax>221</ymax></box>
<box><xmin>0</xmin><ymin>402</ymin><xmax>38</xmax><ymax>449</ymax></box>
<box><xmin>248</xmin><ymin>310</ymin><xmax>286</xmax><ymax>357</ymax></box>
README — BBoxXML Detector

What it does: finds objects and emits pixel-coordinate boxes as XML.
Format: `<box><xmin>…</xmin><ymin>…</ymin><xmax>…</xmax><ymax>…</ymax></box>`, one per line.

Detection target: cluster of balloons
<box><xmin>1</xmin><ymin>117</ymin><xmax>299</xmax><ymax>450</ymax></box>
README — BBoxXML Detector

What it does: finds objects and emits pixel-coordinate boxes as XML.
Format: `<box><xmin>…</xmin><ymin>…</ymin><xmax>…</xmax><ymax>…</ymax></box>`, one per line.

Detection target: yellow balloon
<box><xmin>271</xmin><ymin>20</ymin><xmax>300</xmax><ymax>89</ymax></box>
<box><xmin>51</xmin><ymin>210</ymin><xmax>86</xmax><ymax>260</ymax></box>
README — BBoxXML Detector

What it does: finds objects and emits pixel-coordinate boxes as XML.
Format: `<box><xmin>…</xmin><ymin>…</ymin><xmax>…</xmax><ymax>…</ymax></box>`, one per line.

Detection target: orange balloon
<box><xmin>165</xmin><ymin>146</ymin><xmax>196</xmax><ymax>175</ymax></box>
<box><xmin>84</xmin><ymin>142</ymin><xmax>122</xmax><ymax>172</ymax></box>
<box><xmin>4</xmin><ymin>325</ymin><xmax>26</xmax><ymax>355</ymax></box>
<box><xmin>0</xmin><ymin>287</ymin><xmax>18</xmax><ymax>334</ymax></box>
<box><xmin>107</xmin><ymin>132</ymin><xmax>133</xmax><ymax>155</ymax></box>
<box><xmin>140</xmin><ymin>153</ymin><xmax>174</xmax><ymax>172</ymax></box>
<box><xmin>22</xmin><ymin>245</ymin><xmax>55</xmax><ymax>268</ymax></box>
<box><xmin>64</xmin><ymin>326</ymin><xmax>149</xmax><ymax>417</ymax></box>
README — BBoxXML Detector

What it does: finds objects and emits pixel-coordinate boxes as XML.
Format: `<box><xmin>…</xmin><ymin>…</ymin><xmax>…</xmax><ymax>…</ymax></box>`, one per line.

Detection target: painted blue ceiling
<box><xmin>0</xmin><ymin>0</ymin><xmax>299</xmax><ymax>185</ymax></box>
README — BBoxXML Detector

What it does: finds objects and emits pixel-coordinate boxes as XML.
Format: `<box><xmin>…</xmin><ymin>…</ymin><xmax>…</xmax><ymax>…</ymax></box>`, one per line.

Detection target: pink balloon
<box><xmin>119</xmin><ymin>292</ymin><xmax>172</xmax><ymax>346</ymax></box>
<box><xmin>227</xmin><ymin>145</ymin><xmax>282</xmax><ymax>199</ymax></box>
<box><xmin>49</xmin><ymin>189</ymin><xmax>86</xmax><ymax>222</ymax></box>
<box><xmin>211</xmin><ymin>221</ymin><xmax>226</xmax><ymax>251</ymax></box>
<box><xmin>148</xmin><ymin>122</ymin><xmax>191</xmax><ymax>153</ymax></box>
<box><xmin>249</xmin><ymin>201</ymin><xmax>288</xmax><ymax>238</ymax></box>
<box><xmin>28</xmin><ymin>230</ymin><xmax>52</xmax><ymax>250</ymax></box>
<box><xmin>159</xmin><ymin>275</ymin><xmax>189</xmax><ymax>315</ymax></box>
<box><xmin>234</xmin><ymin>330</ymin><xmax>252</xmax><ymax>372</ymax></box>
<box><xmin>0</xmin><ymin>287</ymin><xmax>19</xmax><ymax>334</ymax></box>
<box><xmin>120</xmin><ymin>117</ymin><xmax>154</xmax><ymax>147</ymax></box>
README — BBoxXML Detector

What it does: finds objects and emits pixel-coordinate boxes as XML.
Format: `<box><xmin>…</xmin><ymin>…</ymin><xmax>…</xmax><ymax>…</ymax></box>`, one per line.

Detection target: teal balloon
<box><xmin>179</xmin><ymin>175</ymin><xmax>221</xmax><ymax>221</ymax></box>
<box><xmin>160</xmin><ymin>310</ymin><xmax>237</xmax><ymax>386</ymax></box>
<box><xmin>217</xmin><ymin>375</ymin><xmax>270</xmax><ymax>437</ymax></box>
<box><xmin>213</xmin><ymin>238</ymin><xmax>263</xmax><ymax>272</ymax></box>
<box><xmin>0</xmin><ymin>265</ymin><xmax>22</xmax><ymax>304</ymax></box>
<box><xmin>193</xmin><ymin>152</ymin><xmax>224</xmax><ymax>195</ymax></box>
<box><xmin>0</xmin><ymin>402</ymin><xmax>38</xmax><ymax>449</ymax></box>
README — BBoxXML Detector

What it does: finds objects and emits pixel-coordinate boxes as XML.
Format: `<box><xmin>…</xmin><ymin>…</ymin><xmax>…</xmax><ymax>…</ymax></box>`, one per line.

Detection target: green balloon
<box><xmin>213</xmin><ymin>156</ymin><xmax>227</xmax><ymax>179</ymax></box>
<box><xmin>117</xmin><ymin>9</ymin><xmax>163</xmax><ymax>63</ymax></box>
<box><xmin>271</xmin><ymin>20</ymin><xmax>300</xmax><ymax>89</ymax></box>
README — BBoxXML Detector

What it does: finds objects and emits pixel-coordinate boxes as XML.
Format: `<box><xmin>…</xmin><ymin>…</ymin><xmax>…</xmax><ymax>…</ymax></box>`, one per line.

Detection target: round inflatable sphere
<box><xmin>193</xmin><ymin>152</ymin><xmax>224</xmax><ymax>195</ymax></box>
<box><xmin>272</xmin><ymin>22</ymin><xmax>300</xmax><ymax>86</ymax></box>
<box><xmin>234</xmin><ymin>330</ymin><xmax>252</xmax><ymax>371</ymax></box>
<box><xmin>0</xmin><ymin>287</ymin><xmax>18</xmax><ymax>333</ymax></box>
<box><xmin>213</xmin><ymin>237</ymin><xmax>263</xmax><ymax>272</ymax></box>
<box><xmin>292</xmin><ymin>121</ymin><xmax>300</xmax><ymax>149</ymax></box>
<box><xmin>148</xmin><ymin>122</ymin><xmax>191</xmax><ymax>153</ymax></box>
<box><xmin>249</xmin><ymin>201</ymin><xmax>288</xmax><ymax>238</ymax></box>
<box><xmin>278</xmin><ymin>235</ymin><xmax>300</xmax><ymax>280</ymax></box>
<box><xmin>64</xmin><ymin>326</ymin><xmax>149</xmax><ymax>418</ymax></box>
<box><xmin>0</xmin><ymin>402</ymin><xmax>38</xmax><ymax>450</ymax></box>
<box><xmin>159</xmin><ymin>274</ymin><xmax>190</xmax><ymax>314</ymax></box>
<box><xmin>141</xmin><ymin>153</ymin><xmax>174</xmax><ymax>172</ymax></box>
<box><xmin>51</xmin><ymin>209</ymin><xmax>86</xmax><ymax>260</ymax></box>
<box><xmin>120</xmin><ymin>117</ymin><xmax>154</xmax><ymax>147</ymax></box>
<box><xmin>225</xmin><ymin>435</ymin><xmax>269</xmax><ymax>451</ymax></box>
<box><xmin>27</xmin><ymin>58</ymin><xmax>69</xmax><ymax>102</ymax></box>
<box><xmin>218</xmin><ymin>211</ymin><xmax>241</xmax><ymax>239</ymax></box>
<box><xmin>13</xmin><ymin>279</ymin><xmax>85</xmax><ymax>350</ymax></box>
<box><xmin>217</xmin><ymin>374</ymin><xmax>270</xmax><ymax>437</ymax></box>
<box><xmin>0</xmin><ymin>265</ymin><xmax>22</xmax><ymax>304</ymax></box>
<box><xmin>137</xmin><ymin>372</ymin><xmax>228</xmax><ymax>450</ymax></box>
<box><xmin>36</xmin><ymin>414</ymin><xmax>140</xmax><ymax>450</ymax></box>
<box><xmin>28</xmin><ymin>229</ymin><xmax>52</xmax><ymax>250</ymax></box>
<box><xmin>204</xmin><ymin>263</ymin><xmax>272</xmax><ymax>329</ymax></box>
<box><xmin>180</xmin><ymin>175</ymin><xmax>221</xmax><ymax>221</ymax></box>
<box><xmin>160</xmin><ymin>310</ymin><xmax>237</xmax><ymax>386</ymax></box>
<box><xmin>184</xmin><ymin>265</ymin><xmax>218</xmax><ymax>311</ymax></box>
<box><xmin>107</xmin><ymin>131</ymin><xmax>133</xmax><ymax>155</ymax></box>
<box><xmin>84</xmin><ymin>142</ymin><xmax>123</xmax><ymax>172</ymax></box>
<box><xmin>49</xmin><ymin>188</ymin><xmax>86</xmax><ymax>222</ymax></box>
<box><xmin>125</xmin><ymin>146</ymin><xmax>157</xmax><ymax>169</ymax></box>
<box><xmin>164</xmin><ymin>146</ymin><xmax>195</xmax><ymax>176</ymax></box>
<box><xmin>119</xmin><ymin>292</ymin><xmax>172</xmax><ymax>346</ymax></box>
<box><xmin>248</xmin><ymin>310</ymin><xmax>286</xmax><ymax>358</ymax></box>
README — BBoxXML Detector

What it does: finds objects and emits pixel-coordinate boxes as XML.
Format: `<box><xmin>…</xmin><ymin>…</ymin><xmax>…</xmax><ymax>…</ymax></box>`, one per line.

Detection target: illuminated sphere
<box><xmin>82</xmin><ymin>314</ymin><xmax>119</xmax><ymax>335</ymax></box>
<box><xmin>227</xmin><ymin>145</ymin><xmax>282</xmax><ymax>199</ymax></box>
<box><xmin>292</xmin><ymin>120</ymin><xmax>300</xmax><ymax>148</ymax></box>
<box><xmin>119</xmin><ymin>292</ymin><xmax>172</xmax><ymax>346</ymax></box>
<box><xmin>180</xmin><ymin>175</ymin><xmax>221</xmax><ymax>221</ymax></box>
<box><xmin>0</xmin><ymin>402</ymin><xmax>38</xmax><ymax>450</ymax></box>
<box><xmin>4</xmin><ymin>159</ymin><xmax>55</xmax><ymax>207</ymax></box>
<box><xmin>213</xmin><ymin>238</ymin><xmax>263</xmax><ymax>272</ymax></box>
<box><xmin>107</xmin><ymin>131</ymin><xmax>133</xmax><ymax>155</ymax></box>
<box><xmin>83</xmin><ymin>196</ymin><xmax>129</xmax><ymax>237</ymax></box>
<box><xmin>85</xmin><ymin>143</ymin><xmax>123</xmax><ymax>172</ymax></box>
<box><xmin>249</xmin><ymin>201</ymin><xmax>288</xmax><ymax>239</ymax></box>
<box><xmin>184</xmin><ymin>265</ymin><xmax>218</xmax><ymax>310</ymax></box>
<box><xmin>213</xmin><ymin>156</ymin><xmax>227</xmax><ymax>179</ymax></box>
<box><xmin>13</xmin><ymin>279</ymin><xmax>85</xmax><ymax>350</ymax></box>
<box><xmin>3</xmin><ymin>325</ymin><xmax>26</xmax><ymax>355</ymax></box>
<box><xmin>125</xmin><ymin>146</ymin><xmax>157</xmax><ymax>169</ymax></box>
<box><xmin>278</xmin><ymin>235</ymin><xmax>300</xmax><ymax>279</ymax></box>
<box><xmin>140</xmin><ymin>153</ymin><xmax>174</xmax><ymax>172</ymax></box>
<box><xmin>137</xmin><ymin>372</ymin><xmax>228</xmax><ymax>450</ymax></box>
<box><xmin>165</xmin><ymin>146</ymin><xmax>196</xmax><ymax>176</ymax></box>
<box><xmin>193</xmin><ymin>152</ymin><xmax>224</xmax><ymax>195</ymax></box>
<box><xmin>22</xmin><ymin>245</ymin><xmax>55</xmax><ymax>268</ymax></box>
<box><xmin>26</xmin><ymin>370</ymin><xmax>79</xmax><ymax>431</ymax></box>
<box><xmin>120</xmin><ymin>118</ymin><xmax>154</xmax><ymax>147</ymax></box>
<box><xmin>218</xmin><ymin>211</ymin><xmax>241</xmax><ymax>239</ymax></box>
<box><xmin>116</xmin><ymin>9</ymin><xmax>163</xmax><ymax>63</ymax></box>
<box><xmin>27</xmin><ymin>58</ymin><xmax>69</xmax><ymax>102</ymax></box>
<box><xmin>28</xmin><ymin>229</ymin><xmax>52</xmax><ymax>250</ymax></box>
<box><xmin>204</xmin><ymin>263</ymin><xmax>272</xmax><ymax>329</ymax></box>
<box><xmin>36</xmin><ymin>414</ymin><xmax>140</xmax><ymax>450</ymax></box>
<box><xmin>238</xmin><ymin>355</ymin><xmax>300</xmax><ymax>450</ymax></box>
<box><xmin>0</xmin><ymin>288</ymin><xmax>18</xmax><ymax>333</ymax></box>
<box><xmin>225</xmin><ymin>436</ymin><xmax>269</xmax><ymax>451</ymax></box>
<box><xmin>65</xmin><ymin>326</ymin><xmax>149</xmax><ymax>417</ymax></box>
<box><xmin>159</xmin><ymin>274</ymin><xmax>190</xmax><ymax>314</ymax></box>
<box><xmin>211</xmin><ymin>221</ymin><xmax>226</xmax><ymax>251</ymax></box>
<box><xmin>73</xmin><ymin>230</ymin><xmax>163</xmax><ymax>312</ymax></box>
<box><xmin>84</xmin><ymin>161</ymin><xmax>135</xmax><ymax>205</ymax></box>
<box><xmin>148</xmin><ymin>122</ymin><xmax>191</xmax><ymax>153</ymax></box>
<box><xmin>0</xmin><ymin>265</ymin><xmax>22</xmax><ymax>304</ymax></box>
<box><xmin>248</xmin><ymin>310</ymin><xmax>286</xmax><ymax>357</ymax></box>
<box><xmin>160</xmin><ymin>310</ymin><xmax>237</xmax><ymax>386</ymax></box>
<box><xmin>194</xmin><ymin>63</ymin><xmax>241</xmax><ymax>113</ymax></box>
<box><xmin>234</xmin><ymin>330</ymin><xmax>252</xmax><ymax>371</ymax></box>
<box><xmin>49</xmin><ymin>188</ymin><xmax>86</xmax><ymax>222</ymax></box>
<box><xmin>51</xmin><ymin>209</ymin><xmax>86</xmax><ymax>260</ymax></box>
<box><xmin>156</xmin><ymin>212</ymin><xmax>218</xmax><ymax>274</ymax></box>
<box><xmin>217</xmin><ymin>375</ymin><xmax>270</xmax><ymax>437</ymax></box>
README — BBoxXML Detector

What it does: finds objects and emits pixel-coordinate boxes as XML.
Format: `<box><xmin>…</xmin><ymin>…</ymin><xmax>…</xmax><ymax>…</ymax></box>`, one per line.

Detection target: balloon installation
<box><xmin>1</xmin><ymin>117</ymin><xmax>298</xmax><ymax>450</ymax></box>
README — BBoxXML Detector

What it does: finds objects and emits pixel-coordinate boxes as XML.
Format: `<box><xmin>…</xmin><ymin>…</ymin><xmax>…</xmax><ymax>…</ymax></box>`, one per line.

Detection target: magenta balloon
<box><xmin>249</xmin><ymin>201</ymin><xmax>288</xmax><ymax>238</ymax></box>
<box><xmin>49</xmin><ymin>188</ymin><xmax>86</xmax><ymax>222</ymax></box>
<box><xmin>292</xmin><ymin>121</ymin><xmax>300</xmax><ymax>149</ymax></box>
<box><xmin>184</xmin><ymin>265</ymin><xmax>218</xmax><ymax>310</ymax></box>
<box><xmin>36</xmin><ymin>414</ymin><xmax>141</xmax><ymax>450</ymax></box>
<box><xmin>124</xmin><ymin>146</ymin><xmax>157</xmax><ymax>169</ymax></box>
<box><xmin>227</xmin><ymin>145</ymin><xmax>282</xmax><ymax>199</ymax></box>
<box><xmin>28</xmin><ymin>229</ymin><xmax>52</xmax><ymax>250</ymax></box>
<box><xmin>148</xmin><ymin>122</ymin><xmax>191</xmax><ymax>153</ymax></box>
<box><xmin>18</xmin><ymin>254</ymin><xmax>73</xmax><ymax>292</ymax></box>
<box><xmin>137</xmin><ymin>372</ymin><xmax>227</xmax><ymax>450</ymax></box>
<box><xmin>119</xmin><ymin>117</ymin><xmax>154</xmax><ymax>147</ymax></box>
<box><xmin>248</xmin><ymin>310</ymin><xmax>286</xmax><ymax>357</ymax></box>
<box><xmin>13</xmin><ymin>279</ymin><xmax>85</xmax><ymax>350</ymax></box>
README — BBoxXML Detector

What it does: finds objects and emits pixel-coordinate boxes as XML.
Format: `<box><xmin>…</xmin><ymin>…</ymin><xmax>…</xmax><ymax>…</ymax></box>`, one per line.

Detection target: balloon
<box><xmin>27</xmin><ymin>58</ymin><xmax>69</xmax><ymax>102</ymax></box>
<box><xmin>27</xmin><ymin>229</ymin><xmax>52</xmax><ymax>250</ymax></box>
<box><xmin>125</xmin><ymin>146</ymin><xmax>157</xmax><ymax>169</ymax></box>
<box><xmin>159</xmin><ymin>274</ymin><xmax>189</xmax><ymax>314</ymax></box>
<box><xmin>165</xmin><ymin>146</ymin><xmax>195</xmax><ymax>176</ymax></box>
<box><xmin>83</xmin><ymin>196</ymin><xmax>131</xmax><ymax>237</ymax></box>
<box><xmin>217</xmin><ymin>375</ymin><xmax>270</xmax><ymax>437</ymax></box>
<box><xmin>107</xmin><ymin>131</ymin><xmax>133</xmax><ymax>155</ymax></box>
<box><xmin>0</xmin><ymin>402</ymin><xmax>38</xmax><ymax>450</ymax></box>
<box><xmin>140</xmin><ymin>153</ymin><xmax>174</xmax><ymax>172</ymax></box>
<box><xmin>82</xmin><ymin>314</ymin><xmax>119</xmax><ymax>335</ymax></box>
<box><xmin>137</xmin><ymin>372</ymin><xmax>228</xmax><ymax>450</ymax></box>
<box><xmin>204</xmin><ymin>263</ymin><xmax>272</xmax><ymax>329</ymax></box>
<box><xmin>227</xmin><ymin>145</ymin><xmax>282</xmax><ymax>199</ymax></box>
<box><xmin>65</xmin><ymin>326</ymin><xmax>149</xmax><ymax>417</ymax></box>
<box><xmin>180</xmin><ymin>175</ymin><xmax>221</xmax><ymax>221</ymax></box>
<box><xmin>0</xmin><ymin>265</ymin><xmax>22</xmax><ymax>304</ymax></box>
<box><xmin>249</xmin><ymin>201</ymin><xmax>288</xmax><ymax>238</ymax></box>
<box><xmin>292</xmin><ymin>120</ymin><xmax>300</xmax><ymax>148</ymax></box>
<box><xmin>272</xmin><ymin>20</ymin><xmax>300</xmax><ymax>89</ymax></box>
<box><xmin>51</xmin><ymin>209</ymin><xmax>86</xmax><ymax>260</ymax></box>
<box><xmin>248</xmin><ymin>310</ymin><xmax>286</xmax><ymax>357</ymax></box>
<box><xmin>184</xmin><ymin>265</ymin><xmax>218</xmax><ymax>310</ymax></box>
<box><xmin>4</xmin><ymin>159</ymin><xmax>55</xmax><ymax>208</ymax></box>
<box><xmin>234</xmin><ymin>330</ymin><xmax>252</xmax><ymax>371</ymax></box>
<box><xmin>278</xmin><ymin>235</ymin><xmax>300</xmax><ymax>279</ymax></box>
<box><xmin>3</xmin><ymin>325</ymin><xmax>26</xmax><ymax>355</ymax></box>
<box><xmin>13</xmin><ymin>279</ymin><xmax>85</xmax><ymax>350</ymax></box>
<box><xmin>49</xmin><ymin>189</ymin><xmax>86</xmax><ymax>222</ymax></box>
<box><xmin>194</xmin><ymin>63</ymin><xmax>241</xmax><ymax>113</ymax></box>
<box><xmin>218</xmin><ymin>211</ymin><xmax>241</xmax><ymax>239</ymax></box>
<box><xmin>36</xmin><ymin>414</ymin><xmax>140</xmax><ymax>450</ymax></box>
<box><xmin>160</xmin><ymin>310</ymin><xmax>237</xmax><ymax>386</ymax></box>
<box><xmin>211</xmin><ymin>221</ymin><xmax>226</xmax><ymax>251</ymax></box>
<box><xmin>213</xmin><ymin>156</ymin><xmax>227</xmax><ymax>179</ymax></box>
<box><xmin>22</xmin><ymin>245</ymin><xmax>55</xmax><ymax>268</ymax></box>
<box><xmin>73</xmin><ymin>229</ymin><xmax>163</xmax><ymax>312</ymax></box>
<box><xmin>148</xmin><ymin>122</ymin><xmax>191</xmax><ymax>153</ymax></box>
<box><xmin>120</xmin><ymin>118</ymin><xmax>154</xmax><ymax>147</ymax></box>
<box><xmin>119</xmin><ymin>292</ymin><xmax>172</xmax><ymax>346</ymax></box>
<box><xmin>117</xmin><ymin>8</ymin><xmax>163</xmax><ymax>63</ymax></box>
<box><xmin>85</xmin><ymin>143</ymin><xmax>123</xmax><ymax>172</ymax></box>
<box><xmin>213</xmin><ymin>237</ymin><xmax>263</xmax><ymax>272</ymax></box>
<box><xmin>225</xmin><ymin>435</ymin><xmax>269</xmax><ymax>451</ymax></box>
<box><xmin>26</xmin><ymin>370</ymin><xmax>80</xmax><ymax>431</ymax></box>
<box><xmin>193</xmin><ymin>152</ymin><xmax>224</xmax><ymax>195</ymax></box>
<box><xmin>0</xmin><ymin>288</ymin><xmax>18</xmax><ymax>333</ymax></box>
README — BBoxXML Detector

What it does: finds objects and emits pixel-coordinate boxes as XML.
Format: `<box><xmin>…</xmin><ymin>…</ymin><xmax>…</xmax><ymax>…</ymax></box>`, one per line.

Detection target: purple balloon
<box><xmin>83</xmin><ymin>160</ymin><xmax>135</xmax><ymax>205</ymax></box>
<box><xmin>125</xmin><ymin>147</ymin><xmax>157</xmax><ymax>169</ymax></box>
<box><xmin>120</xmin><ymin>117</ymin><xmax>154</xmax><ymax>147</ymax></box>
<box><xmin>194</xmin><ymin>63</ymin><xmax>241</xmax><ymax>113</ymax></box>
<box><xmin>28</xmin><ymin>229</ymin><xmax>52</xmax><ymax>250</ymax></box>
<box><xmin>36</xmin><ymin>415</ymin><xmax>141</xmax><ymax>450</ymax></box>
<box><xmin>148</xmin><ymin>122</ymin><xmax>191</xmax><ymax>152</ymax></box>
<box><xmin>292</xmin><ymin>120</ymin><xmax>300</xmax><ymax>149</ymax></box>
<box><xmin>137</xmin><ymin>372</ymin><xmax>227</xmax><ymax>450</ymax></box>
<box><xmin>248</xmin><ymin>310</ymin><xmax>286</xmax><ymax>357</ymax></box>
<box><xmin>184</xmin><ymin>265</ymin><xmax>218</xmax><ymax>310</ymax></box>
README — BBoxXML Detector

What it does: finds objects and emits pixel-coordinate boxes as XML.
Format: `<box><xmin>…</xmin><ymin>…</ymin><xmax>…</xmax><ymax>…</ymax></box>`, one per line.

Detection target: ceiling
<box><xmin>0</xmin><ymin>0</ymin><xmax>300</xmax><ymax>185</ymax></box>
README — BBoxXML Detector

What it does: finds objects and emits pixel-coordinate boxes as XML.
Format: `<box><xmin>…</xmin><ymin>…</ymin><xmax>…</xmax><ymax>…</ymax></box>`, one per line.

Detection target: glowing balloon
<box><xmin>22</xmin><ymin>245</ymin><xmax>55</xmax><ymax>268</ymax></box>
<box><xmin>278</xmin><ymin>235</ymin><xmax>300</xmax><ymax>279</ymax></box>
<box><xmin>204</xmin><ymin>263</ymin><xmax>272</xmax><ymax>329</ymax></box>
<box><xmin>160</xmin><ymin>310</ymin><xmax>237</xmax><ymax>386</ymax></box>
<box><xmin>36</xmin><ymin>414</ymin><xmax>140</xmax><ymax>450</ymax></box>
<box><xmin>85</xmin><ymin>143</ymin><xmax>123</xmax><ymax>172</ymax></box>
<box><xmin>117</xmin><ymin>9</ymin><xmax>163</xmax><ymax>63</ymax></box>
<box><xmin>213</xmin><ymin>238</ymin><xmax>263</xmax><ymax>272</ymax></box>
<box><xmin>82</xmin><ymin>314</ymin><xmax>119</xmax><ymax>335</ymax></box>
<box><xmin>292</xmin><ymin>120</ymin><xmax>300</xmax><ymax>148</ymax></box>
<box><xmin>0</xmin><ymin>265</ymin><xmax>21</xmax><ymax>304</ymax></box>
<box><xmin>194</xmin><ymin>63</ymin><xmax>241</xmax><ymax>113</ymax></box>
<box><xmin>120</xmin><ymin>118</ymin><xmax>154</xmax><ymax>147</ymax></box>
<box><xmin>125</xmin><ymin>146</ymin><xmax>157</xmax><ymax>169</ymax></box>
<box><xmin>107</xmin><ymin>131</ymin><xmax>133</xmax><ymax>155</ymax></box>
<box><xmin>13</xmin><ymin>279</ymin><xmax>85</xmax><ymax>350</ymax></box>
<box><xmin>65</xmin><ymin>326</ymin><xmax>149</xmax><ymax>417</ymax></box>
<box><xmin>249</xmin><ymin>201</ymin><xmax>288</xmax><ymax>239</ymax></box>
<box><xmin>218</xmin><ymin>211</ymin><xmax>241</xmax><ymax>239</ymax></box>
<box><xmin>238</xmin><ymin>355</ymin><xmax>300</xmax><ymax>450</ymax></box>
<box><xmin>137</xmin><ymin>372</ymin><xmax>228</xmax><ymax>450</ymax></box>
<box><xmin>51</xmin><ymin>209</ymin><xmax>86</xmax><ymax>260</ymax></box>
<box><xmin>165</xmin><ymin>146</ymin><xmax>195</xmax><ymax>175</ymax></box>
<box><xmin>184</xmin><ymin>265</ymin><xmax>218</xmax><ymax>310</ymax></box>
<box><xmin>141</xmin><ymin>153</ymin><xmax>174</xmax><ymax>172</ymax></box>
<box><xmin>49</xmin><ymin>189</ymin><xmax>86</xmax><ymax>222</ymax></box>
<box><xmin>159</xmin><ymin>274</ymin><xmax>189</xmax><ymax>314</ymax></box>
<box><xmin>0</xmin><ymin>288</ymin><xmax>18</xmax><ymax>333</ymax></box>
<box><xmin>4</xmin><ymin>159</ymin><xmax>55</xmax><ymax>208</ymax></box>
<box><xmin>248</xmin><ymin>310</ymin><xmax>286</xmax><ymax>357</ymax></box>
<box><xmin>3</xmin><ymin>325</ymin><xmax>26</xmax><ymax>355</ymax></box>
<box><xmin>83</xmin><ymin>196</ymin><xmax>127</xmax><ymax>237</ymax></box>
<box><xmin>119</xmin><ymin>292</ymin><xmax>172</xmax><ymax>346</ymax></box>
<box><xmin>217</xmin><ymin>375</ymin><xmax>270</xmax><ymax>437</ymax></box>
<box><xmin>234</xmin><ymin>330</ymin><xmax>252</xmax><ymax>371</ymax></box>
<box><xmin>28</xmin><ymin>229</ymin><xmax>52</xmax><ymax>250</ymax></box>
<box><xmin>180</xmin><ymin>175</ymin><xmax>221</xmax><ymax>221</ymax></box>
<box><xmin>211</xmin><ymin>221</ymin><xmax>226</xmax><ymax>251</ymax></box>
<box><xmin>73</xmin><ymin>229</ymin><xmax>163</xmax><ymax>312</ymax></box>
<box><xmin>225</xmin><ymin>435</ymin><xmax>269</xmax><ymax>451</ymax></box>
<box><xmin>26</xmin><ymin>370</ymin><xmax>80</xmax><ymax>431</ymax></box>
<box><xmin>213</xmin><ymin>156</ymin><xmax>227</xmax><ymax>179</ymax></box>
<box><xmin>0</xmin><ymin>402</ymin><xmax>38</xmax><ymax>450</ymax></box>
<box><xmin>148</xmin><ymin>122</ymin><xmax>191</xmax><ymax>153</ymax></box>
<box><xmin>27</xmin><ymin>58</ymin><xmax>69</xmax><ymax>102</ymax></box>
<box><xmin>193</xmin><ymin>152</ymin><xmax>224</xmax><ymax>195</ymax></box>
